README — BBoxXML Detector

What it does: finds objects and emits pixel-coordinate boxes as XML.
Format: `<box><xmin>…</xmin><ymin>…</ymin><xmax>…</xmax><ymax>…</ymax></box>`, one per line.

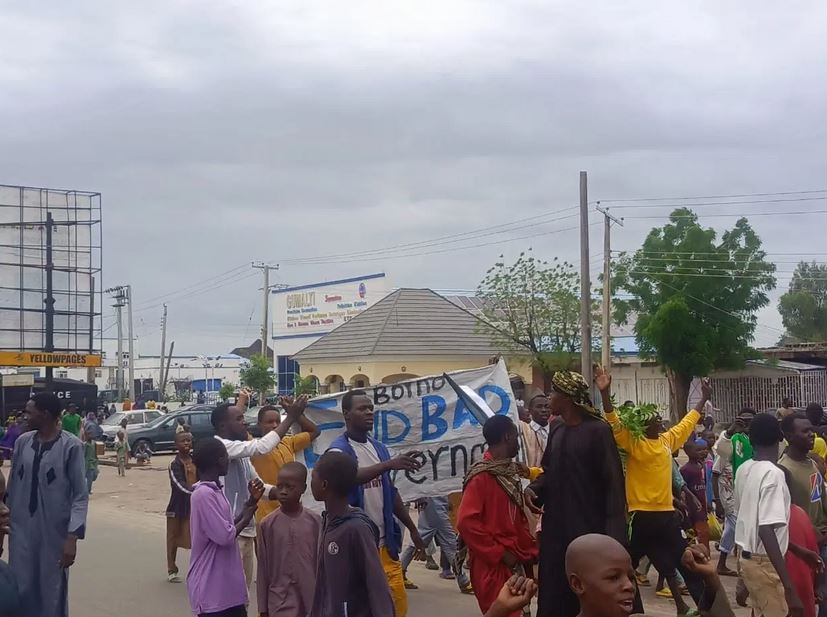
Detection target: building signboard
<box><xmin>0</xmin><ymin>351</ymin><xmax>102</xmax><ymax>367</ymax></box>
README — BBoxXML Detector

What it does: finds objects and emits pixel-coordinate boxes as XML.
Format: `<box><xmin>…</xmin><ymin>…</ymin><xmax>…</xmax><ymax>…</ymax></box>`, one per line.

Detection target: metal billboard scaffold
<box><xmin>0</xmin><ymin>184</ymin><xmax>103</xmax><ymax>389</ymax></box>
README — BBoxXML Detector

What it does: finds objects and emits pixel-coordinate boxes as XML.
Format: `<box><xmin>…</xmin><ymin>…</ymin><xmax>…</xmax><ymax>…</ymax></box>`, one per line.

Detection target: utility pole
<box><xmin>106</xmin><ymin>287</ymin><xmax>127</xmax><ymax>400</ymax></box>
<box><xmin>159</xmin><ymin>303</ymin><xmax>168</xmax><ymax>397</ymax></box>
<box><xmin>161</xmin><ymin>340</ymin><xmax>174</xmax><ymax>397</ymax></box>
<box><xmin>252</xmin><ymin>263</ymin><xmax>279</xmax><ymax>359</ymax></box>
<box><xmin>44</xmin><ymin>212</ymin><xmax>55</xmax><ymax>392</ymax></box>
<box><xmin>126</xmin><ymin>284</ymin><xmax>134</xmax><ymax>401</ymax></box>
<box><xmin>579</xmin><ymin>171</ymin><xmax>593</xmax><ymax>388</ymax></box>
<box><xmin>596</xmin><ymin>202</ymin><xmax>624</xmax><ymax>369</ymax></box>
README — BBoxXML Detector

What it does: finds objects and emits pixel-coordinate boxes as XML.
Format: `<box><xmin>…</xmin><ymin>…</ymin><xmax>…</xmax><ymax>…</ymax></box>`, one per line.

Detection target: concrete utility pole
<box><xmin>579</xmin><ymin>172</ymin><xmax>593</xmax><ymax>388</ymax></box>
<box><xmin>106</xmin><ymin>287</ymin><xmax>128</xmax><ymax>400</ymax></box>
<box><xmin>596</xmin><ymin>202</ymin><xmax>624</xmax><ymax>369</ymax></box>
<box><xmin>126</xmin><ymin>285</ymin><xmax>134</xmax><ymax>401</ymax></box>
<box><xmin>252</xmin><ymin>263</ymin><xmax>279</xmax><ymax>359</ymax></box>
<box><xmin>159</xmin><ymin>303</ymin><xmax>168</xmax><ymax>398</ymax></box>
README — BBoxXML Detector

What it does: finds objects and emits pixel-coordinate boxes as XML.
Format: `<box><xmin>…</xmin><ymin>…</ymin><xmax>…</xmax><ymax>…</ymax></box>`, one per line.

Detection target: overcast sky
<box><xmin>2</xmin><ymin>1</ymin><xmax>826</xmax><ymax>355</ymax></box>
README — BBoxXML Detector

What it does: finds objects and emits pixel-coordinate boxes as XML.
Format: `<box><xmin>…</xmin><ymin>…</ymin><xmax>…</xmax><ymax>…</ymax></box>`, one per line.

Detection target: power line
<box><xmin>613</xmin><ymin>250</ymin><xmax>827</xmax><ymax>257</ymax></box>
<box><xmin>623</xmin><ymin>209</ymin><xmax>827</xmax><ymax>220</ymax></box>
<box><xmin>132</xmin><ymin>263</ymin><xmax>250</xmax><ymax>309</ymax></box>
<box><xmin>282</xmin><ymin>221</ymin><xmax>600</xmax><ymax>266</ymax></box>
<box><xmin>595</xmin><ymin>189</ymin><xmax>827</xmax><ymax>204</ymax></box>
<box><xmin>278</xmin><ymin>206</ymin><xmax>581</xmax><ymax>265</ymax></box>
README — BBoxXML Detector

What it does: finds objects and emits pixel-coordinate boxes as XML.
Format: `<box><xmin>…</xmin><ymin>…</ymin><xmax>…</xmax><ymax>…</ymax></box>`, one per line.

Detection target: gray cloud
<box><xmin>1</xmin><ymin>1</ymin><xmax>826</xmax><ymax>352</ymax></box>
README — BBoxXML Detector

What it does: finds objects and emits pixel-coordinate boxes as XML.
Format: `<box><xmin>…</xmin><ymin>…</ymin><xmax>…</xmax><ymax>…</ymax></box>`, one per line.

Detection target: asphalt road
<box><xmin>61</xmin><ymin>456</ymin><xmax>746</xmax><ymax>617</ymax></box>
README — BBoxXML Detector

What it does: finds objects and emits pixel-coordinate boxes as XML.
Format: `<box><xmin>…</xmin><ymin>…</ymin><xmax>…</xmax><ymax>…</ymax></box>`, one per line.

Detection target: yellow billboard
<box><xmin>0</xmin><ymin>351</ymin><xmax>102</xmax><ymax>368</ymax></box>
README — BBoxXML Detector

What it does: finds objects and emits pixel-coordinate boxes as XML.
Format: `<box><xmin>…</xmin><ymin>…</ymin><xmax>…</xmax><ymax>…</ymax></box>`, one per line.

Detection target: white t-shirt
<box><xmin>735</xmin><ymin>459</ymin><xmax>790</xmax><ymax>555</ymax></box>
<box><xmin>333</xmin><ymin>438</ymin><xmax>386</xmax><ymax>545</ymax></box>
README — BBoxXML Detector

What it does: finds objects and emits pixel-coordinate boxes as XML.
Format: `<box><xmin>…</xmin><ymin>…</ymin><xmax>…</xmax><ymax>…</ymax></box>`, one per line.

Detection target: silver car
<box><xmin>101</xmin><ymin>410</ymin><xmax>163</xmax><ymax>445</ymax></box>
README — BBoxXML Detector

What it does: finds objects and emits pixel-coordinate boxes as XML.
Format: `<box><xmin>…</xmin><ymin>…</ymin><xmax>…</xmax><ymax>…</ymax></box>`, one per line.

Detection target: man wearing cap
<box><xmin>525</xmin><ymin>370</ymin><xmax>630</xmax><ymax>617</ymax></box>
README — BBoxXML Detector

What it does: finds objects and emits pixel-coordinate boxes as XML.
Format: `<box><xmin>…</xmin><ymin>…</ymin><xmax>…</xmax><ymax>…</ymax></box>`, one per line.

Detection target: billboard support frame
<box><xmin>0</xmin><ymin>185</ymin><xmax>103</xmax><ymax>388</ymax></box>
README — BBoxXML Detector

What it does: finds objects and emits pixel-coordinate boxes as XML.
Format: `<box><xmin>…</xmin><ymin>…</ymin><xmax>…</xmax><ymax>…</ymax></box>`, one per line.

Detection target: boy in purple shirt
<box><xmin>188</xmin><ymin>437</ymin><xmax>264</xmax><ymax>617</ymax></box>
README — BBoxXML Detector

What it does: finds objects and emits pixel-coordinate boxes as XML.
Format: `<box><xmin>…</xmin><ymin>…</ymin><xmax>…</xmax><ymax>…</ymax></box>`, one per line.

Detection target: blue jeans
<box><xmin>719</xmin><ymin>512</ymin><xmax>737</xmax><ymax>555</ymax></box>
<box><xmin>401</xmin><ymin>497</ymin><xmax>470</xmax><ymax>589</ymax></box>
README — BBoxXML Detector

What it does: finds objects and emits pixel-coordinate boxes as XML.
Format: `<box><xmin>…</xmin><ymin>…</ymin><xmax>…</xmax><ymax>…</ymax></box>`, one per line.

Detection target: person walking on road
<box><xmin>6</xmin><ymin>392</ymin><xmax>89</xmax><ymax>617</ymax></box>
<box><xmin>458</xmin><ymin>415</ymin><xmax>538</xmax><ymax>617</ymax></box>
<box><xmin>187</xmin><ymin>437</ymin><xmax>263</xmax><ymax>617</ymax></box>
<box><xmin>166</xmin><ymin>431</ymin><xmax>197</xmax><ymax>583</ymax></box>
<box><xmin>525</xmin><ymin>371</ymin><xmax>629</xmax><ymax>617</ymax></box>
<box><xmin>327</xmin><ymin>389</ymin><xmax>426</xmax><ymax>617</ymax></box>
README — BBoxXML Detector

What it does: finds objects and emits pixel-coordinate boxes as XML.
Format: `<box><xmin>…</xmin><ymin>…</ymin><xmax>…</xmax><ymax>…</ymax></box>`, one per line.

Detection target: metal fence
<box><xmin>710</xmin><ymin>371</ymin><xmax>827</xmax><ymax>422</ymax></box>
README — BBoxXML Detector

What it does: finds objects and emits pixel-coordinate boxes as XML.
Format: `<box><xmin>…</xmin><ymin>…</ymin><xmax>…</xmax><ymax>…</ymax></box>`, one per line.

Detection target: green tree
<box><xmin>239</xmin><ymin>354</ymin><xmax>276</xmax><ymax>399</ymax></box>
<box><xmin>476</xmin><ymin>250</ymin><xmax>584</xmax><ymax>388</ymax></box>
<box><xmin>613</xmin><ymin>209</ymin><xmax>776</xmax><ymax>417</ymax></box>
<box><xmin>778</xmin><ymin>261</ymin><xmax>827</xmax><ymax>342</ymax></box>
<box><xmin>294</xmin><ymin>374</ymin><xmax>319</xmax><ymax>396</ymax></box>
<box><xmin>218</xmin><ymin>382</ymin><xmax>236</xmax><ymax>401</ymax></box>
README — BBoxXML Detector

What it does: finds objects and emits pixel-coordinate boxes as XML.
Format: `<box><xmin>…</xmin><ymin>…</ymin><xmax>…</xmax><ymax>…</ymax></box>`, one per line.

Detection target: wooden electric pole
<box><xmin>579</xmin><ymin>172</ymin><xmax>593</xmax><ymax>386</ymax></box>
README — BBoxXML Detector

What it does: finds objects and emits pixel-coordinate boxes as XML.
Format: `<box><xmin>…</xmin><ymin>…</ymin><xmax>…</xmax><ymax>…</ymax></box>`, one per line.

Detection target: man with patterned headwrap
<box><xmin>525</xmin><ymin>370</ymin><xmax>630</xmax><ymax>617</ymax></box>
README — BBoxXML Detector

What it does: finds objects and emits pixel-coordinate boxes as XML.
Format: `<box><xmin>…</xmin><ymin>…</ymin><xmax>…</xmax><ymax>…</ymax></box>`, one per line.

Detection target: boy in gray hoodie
<box><xmin>311</xmin><ymin>451</ymin><xmax>396</xmax><ymax>617</ymax></box>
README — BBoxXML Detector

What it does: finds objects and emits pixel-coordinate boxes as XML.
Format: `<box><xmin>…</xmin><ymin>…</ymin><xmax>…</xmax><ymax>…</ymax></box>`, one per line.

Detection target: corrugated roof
<box><xmin>747</xmin><ymin>358</ymin><xmax>827</xmax><ymax>372</ymax></box>
<box><xmin>293</xmin><ymin>288</ymin><xmax>513</xmax><ymax>361</ymax></box>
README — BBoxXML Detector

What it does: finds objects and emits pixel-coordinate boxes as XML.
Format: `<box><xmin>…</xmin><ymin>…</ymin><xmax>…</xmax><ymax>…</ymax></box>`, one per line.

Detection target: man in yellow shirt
<box><xmin>596</xmin><ymin>367</ymin><xmax>711</xmax><ymax>617</ymax></box>
<box><xmin>251</xmin><ymin>396</ymin><xmax>320</xmax><ymax>523</ymax></box>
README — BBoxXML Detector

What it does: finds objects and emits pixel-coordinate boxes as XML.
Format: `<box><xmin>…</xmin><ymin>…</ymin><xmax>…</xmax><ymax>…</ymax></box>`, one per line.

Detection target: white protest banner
<box><xmin>298</xmin><ymin>358</ymin><xmax>517</xmax><ymax>507</ymax></box>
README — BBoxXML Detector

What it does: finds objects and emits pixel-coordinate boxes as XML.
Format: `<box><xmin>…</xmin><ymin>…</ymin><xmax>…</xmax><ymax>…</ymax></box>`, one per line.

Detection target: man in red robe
<box><xmin>458</xmin><ymin>415</ymin><xmax>539</xmax><ymax>617</ymax></box>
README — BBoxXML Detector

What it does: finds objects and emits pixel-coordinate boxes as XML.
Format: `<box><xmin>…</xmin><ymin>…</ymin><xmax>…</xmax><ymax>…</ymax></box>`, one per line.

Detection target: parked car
<box><xmin>101</xmin><ymin>410</ymin><xmax>163</xmax><ymax>446</ymax></box>
<box><xmin>126</xmin><ymin>409</ymin><xmax>215</xmax><ymax>455</ymax></box>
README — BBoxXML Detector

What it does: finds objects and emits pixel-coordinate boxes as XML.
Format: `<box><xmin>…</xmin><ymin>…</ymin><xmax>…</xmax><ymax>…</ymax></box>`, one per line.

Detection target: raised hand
<box><xmin>279</xmin><ymin>394</ymin><xmax>309</xmax><ymax>418</ymax></box>
<box><xmin>700</xmin><ymin>378</ymin><xmax>712</xmax><ymax>404</ymax></box>
<box><xmin>594</xmin><ymin>365</ymin><xmax>612</xmax><ymax>393</ymax></box>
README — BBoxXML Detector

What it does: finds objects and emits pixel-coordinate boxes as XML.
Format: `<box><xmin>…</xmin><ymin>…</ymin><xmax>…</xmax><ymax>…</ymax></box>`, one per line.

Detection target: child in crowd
<box><xmin>188</xmin><ymin>437</ymin><xmax>263</xmax><ymax>617</ymax></box>
<box><xmin>166</xmin><ymin>431</ymin><xmax>196</xmax><ymax>583</ymax></box>
<box><xmin>310</xmin><ymin>451</ymin><xmax>395</xmax><ymax>617</ymax></box>
<box><xmin>82</xmin><ymin>427</ymin><xmax>99</xmax><ymax>494</ymax></box>
<box><xmin>115</xmin><ymin>430</ymin><xmax>128</xmax><ymax>477</ymax></box>
<box><xmin>257</xmin><ymin>461</ymin><xmax>321</xmax><ymax>617</ymax></box>
<box><xmin>681</xmin><ymin>439</ymin><xmax>711</xmax><ymax>549</ymax></box>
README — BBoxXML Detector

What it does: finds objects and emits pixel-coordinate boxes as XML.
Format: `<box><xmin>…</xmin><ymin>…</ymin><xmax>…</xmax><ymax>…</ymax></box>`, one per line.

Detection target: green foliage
<box><xmin>778</xmin><ymin>261</ymin><xmax>827</xmax><ymax>342</ymax></box>
<box><xmin>476</xmin><ymin>250</ymin><xmax>584</xmax><ymax>379</ymax></box>
<box><xmin>294</xmin><ymin>374</ymin><xmax>319</xmax><ymax>396</ymax></box>
<box><xmin>218</xmin><ymin>382</ymin><xmax>235</xmax><ymax>401</ymax></box>
<box><xmin>613</xmin><ymin>209</ymin><xmax>775</xmax><ymax>413</ymax></box>
<box><xmin>239</xmin><ymin>354</ymin><xmax>276</xmax><ymax>394</ymax></box>
<box><xmin>615</xmin><ymin>400</ymin><xmax>661</xmax><ymax>440</ymax></box>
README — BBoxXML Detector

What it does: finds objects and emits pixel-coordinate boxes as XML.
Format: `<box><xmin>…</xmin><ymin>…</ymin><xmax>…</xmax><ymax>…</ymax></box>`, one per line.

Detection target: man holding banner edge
<box><xmin>327</xmin><ymin>389</ymin><xmax>427</xmax><ymax>617</ymax></box>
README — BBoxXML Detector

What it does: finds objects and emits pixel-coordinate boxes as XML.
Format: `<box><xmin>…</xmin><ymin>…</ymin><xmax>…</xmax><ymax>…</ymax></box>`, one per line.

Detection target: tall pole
<box><xmin>596</xmin><ymin>202</ymin><xmax>624</xmax><ymax>369</ymax></box>
<box><xmin>127</xmin><ymin>285</ymin><xmax>135</xmax><ymax>401</ymax></box>
<box><xmin>159</xmin><ymin>303</ymin><xmax>168</xmax><ymax>396</ymax></box>
<box><xmin>252</xmin><ymin>263</ymin><xmax>278</xmax><ymax>360</ymax></box>
<box><xmin>115</xmin><ymin>298</ymin><xmax>124</xmax><ymax>400</ymax></box>
<box><xmin>44</xmin><ymin>212</ymin><xmax>55</xmax><ymax>392</ymax></box>
<box><xmin>162</xmin><ymin>340</ymin><xmax>174</xmax><ymax>397</ymax></box>
<box><xmin>262</xmin><ymin>266</ymin><xmax>269</xmax><ymax>357</ymax></box>
<box><xmin>579</xmin><ymin>171</ymin><xmax>593</xmax><ymax>387</ymax></box>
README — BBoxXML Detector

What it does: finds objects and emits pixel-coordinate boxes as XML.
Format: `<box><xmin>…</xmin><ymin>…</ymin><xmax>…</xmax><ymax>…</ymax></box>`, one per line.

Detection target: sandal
<box><xmin>635</xmin><ymin>573</ymin><xmax>650</xmax><ymax>586</ymax></box>
<box><xmin>404</xmin><ymin>578</ymin><xmax>419</xmax><ymax>590</ymax></box>
<box><xmin>656</xmin><ymin>588</ymin><xmax>673</xmax><ymax>599</ymax></box>
<box><xmin>460</xmin><ymin>584</ymin><xmax>475</xmax><ymax>595</ymax></box>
